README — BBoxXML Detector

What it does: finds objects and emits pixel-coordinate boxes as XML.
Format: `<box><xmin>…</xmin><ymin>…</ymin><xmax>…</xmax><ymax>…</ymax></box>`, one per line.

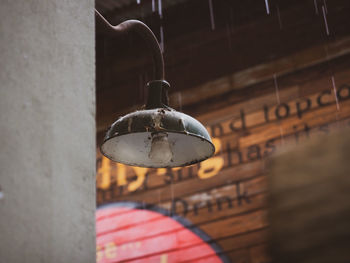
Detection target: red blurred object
<box><xmin>96</xmin><ymin>203</ymin><xmax>228</xmax><ymax>263</ymax></box>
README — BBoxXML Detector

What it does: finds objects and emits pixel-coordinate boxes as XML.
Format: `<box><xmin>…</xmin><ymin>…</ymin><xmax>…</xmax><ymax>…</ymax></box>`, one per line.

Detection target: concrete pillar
<box><xmin>268</xmin><ymin>129</ymin><xmax>350</xmax><ymax>263</ymax></box>
<box><xmin>0</xmin><ymin>1</ymin><xmax>95</xmax><ymax>262</ymax></box>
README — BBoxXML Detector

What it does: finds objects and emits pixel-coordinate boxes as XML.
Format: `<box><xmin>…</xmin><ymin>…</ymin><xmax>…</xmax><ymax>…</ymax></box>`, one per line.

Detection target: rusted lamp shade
<box><xmin>101</xmin><ymin>80</ymin><xmax>214</xmax><ymax>168</ymax></box>
<box><xmin>96</xmin><ymin>13</ymin><xmax>214</xmax><ymax>168</ymax></box>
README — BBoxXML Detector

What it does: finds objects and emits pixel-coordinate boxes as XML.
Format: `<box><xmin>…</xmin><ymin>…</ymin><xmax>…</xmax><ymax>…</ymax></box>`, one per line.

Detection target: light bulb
<box><xmin>149</xmin><ymin>132</ymin><xmax>173</xmax><ymax>165</ymax></box>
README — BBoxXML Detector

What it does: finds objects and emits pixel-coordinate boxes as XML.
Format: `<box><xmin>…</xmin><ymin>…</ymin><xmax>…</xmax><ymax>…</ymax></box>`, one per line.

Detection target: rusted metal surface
<box><xmin>101</xmin><ymin>108</ymin><xmax>215</xmax><ymax>167</ymax></box>
<box><xmin>99</xmin><ymin>76</ymin><xmax>214</xmax><ymax>168</ymax></box>
<box><xmin>145</xmin><ymin>80</ymin><xmax>170</xmax><ymax>109</ymax></box>
<box><xmin>103</xmin><ymin>108</ymin><xmax>212</xmax><ymax>140</ymax></box>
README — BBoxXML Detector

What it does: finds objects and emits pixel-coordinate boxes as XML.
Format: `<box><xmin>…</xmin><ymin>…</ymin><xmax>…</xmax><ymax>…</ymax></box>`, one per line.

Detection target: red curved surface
<box><xmin>96</xmin><ymin>206</ymin><xmax>223</xmax><ymax>263</ymax></box>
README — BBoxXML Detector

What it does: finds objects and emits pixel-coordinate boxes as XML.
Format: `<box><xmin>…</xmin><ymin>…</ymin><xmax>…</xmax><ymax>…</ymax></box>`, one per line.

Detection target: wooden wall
<box><xmin>96</xmin><ymin>56</ymin><xmax>350</xmax><ymax>262</ymax></box>
<box><xmin>96</xmin><ymin>0</ymin><xmax>350</xmax><ymax>132</ymax></box>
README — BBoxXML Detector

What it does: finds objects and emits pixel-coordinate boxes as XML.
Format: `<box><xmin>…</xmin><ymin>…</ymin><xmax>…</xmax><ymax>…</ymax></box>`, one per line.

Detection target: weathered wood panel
<box><xmin>96</xmin><ymin>52</ymin><xmax>350</xmax><ymax>262</ymax></box>
<box><xmin>97</xmin><ymin>85</ymin><xmax>350</xmax><ymax>202</ymax></box>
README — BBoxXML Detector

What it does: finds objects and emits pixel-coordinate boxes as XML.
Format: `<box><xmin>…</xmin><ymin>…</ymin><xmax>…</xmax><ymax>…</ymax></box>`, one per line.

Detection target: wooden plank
<box><xmin>224</xmin><ymin>243</ymin><xmax>271</xmax><ymax>263</ymax></box>
<box><xmin>171</xmin><ymin>37</ymin><xmax>350</xmax><ymax>111</ymax></box>
<box><xmin>99</xmin><ymin>192</ymin><xmax>267</xmax><ymax>233</ymax></box>
<box><xmin>161</xmin><ymin>176</ymin><xmax>267</xmax><ymax>218</ymax></box>
<box><xmin>201</xmin><ymin>210</ymin><xmax>268</xmax><ymax>240</ymax></box>
<box><xmin>186</xmin><ymin>193</ymin><xmax>267</xmax><ymax>226</ymax></box>
<box><xmin>183</xmin><ymin>231</ymin><xmax>270</xmax><ymax>262</ymax></box>
<box><xmin>204</xmin><ymin>67</ymin><xmax>350</xmax><ymax>134</ymax></box>
<box><xmin>196</xmin><ymin>86</ymin><xmax>299</xmax><ymax>126</ymax></box>
<box><xmin>226</xmin><ymin>248</ymin><xmax>250</xmax><ymax>263</ymax></box>
<box><xmin>217</xmin><ymin>228</ymin><xmax>268</xmax><ymax>252</ymax></box>
<box><xmin>97</xmin><ymin>208</ymin><xmax>268</xmax><ymax>262</ymax></box>
<box><xmin>97</xmin><ymin>210</ymin><xmax>268</xmax><ymax>252</ymax></box>
<box><xmin>96</xmin><ymin>121</ymin><xmax>350</xmax><ymax>208</ymax></box>
<box><xmin>98</xmin><ymin>213</ymin><xmax>269</xmax><ymax>263</ymax></box>
<box><xmin>239</xmin><ymin>96</ymin><xmax>350</xmax><ymax>148</ymax></box>
<box><xmin>97</xmin><ymin>44</ymin><xmax>350</xmax><ymax>132</ymax></box>
<box><xmin>250</xmin><ymin>244</ymin><xmax>271</xmax><ymax>263</ymax></box>
<box><xmin>96</xmin><ymin>101</ymin><xmax>350</xmax><ymax>205</ymax></box>
<box><xmin>98</xmin><ymin>160</ymin><xmax>263</xmax><ymax>205</ymax></box>
<box><xmin>96</xmin><ymin>68</ymin><xmax>350</xmax><ymax>195</ymax></box>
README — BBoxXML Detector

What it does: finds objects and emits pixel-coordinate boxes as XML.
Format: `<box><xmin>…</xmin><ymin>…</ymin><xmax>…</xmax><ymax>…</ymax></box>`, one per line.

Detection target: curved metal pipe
<box><xmin>95</xmin><ymin>9</ymin><xmax>164</xmax><ymax>80</ymax></box>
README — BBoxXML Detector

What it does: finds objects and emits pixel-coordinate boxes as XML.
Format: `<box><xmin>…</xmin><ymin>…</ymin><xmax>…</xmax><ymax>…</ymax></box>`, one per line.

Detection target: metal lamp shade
<box><xmin>100</xmin><ymin>108</ymin><xmax>215</xmax><ymax>168</ymax></box>
<box><xmin>96</xmin><ymin>16</ymin><xmax>215</xmax><ymax>168</ymax></box>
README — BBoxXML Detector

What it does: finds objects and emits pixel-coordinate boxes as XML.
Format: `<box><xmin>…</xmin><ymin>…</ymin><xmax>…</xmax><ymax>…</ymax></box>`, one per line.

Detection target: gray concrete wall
<box><xmin>0</xmin><ymin>1</ymin><xmax>95</xmax><ymax>262</ymax></box>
